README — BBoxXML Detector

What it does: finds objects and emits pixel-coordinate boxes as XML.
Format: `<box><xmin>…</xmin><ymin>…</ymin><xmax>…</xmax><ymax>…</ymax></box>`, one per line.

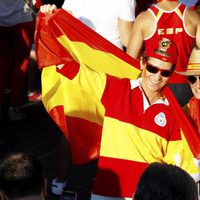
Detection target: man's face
<box><xmin>188</xmin><ymin>75</ymin><xmax>200</xmax><ymax>100</ymax></box>
<box><xmin>142</xmin><ymin>57</ymin><xmax>173</xmax><ymax>94</ymax></box>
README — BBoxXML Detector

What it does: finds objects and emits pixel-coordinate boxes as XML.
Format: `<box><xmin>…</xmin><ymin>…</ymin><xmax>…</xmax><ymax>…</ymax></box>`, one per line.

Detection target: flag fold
<box><xmin>35</xmin><ymin>8</ymin><xmax>200</xmax><ymax>167</ymax></box>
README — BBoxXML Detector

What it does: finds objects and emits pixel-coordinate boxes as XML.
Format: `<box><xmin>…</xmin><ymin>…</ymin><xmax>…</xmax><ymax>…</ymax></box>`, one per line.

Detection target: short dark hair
<box><xmin>143</xmin><ymin>56</ymin><xmax>176</xmax><ymax>71</ymax></box>
<box><xmin>0</xmin><ymin>152</ymin><xmax>44</xmax><ymax>199</ymax></box>
<box><xmin>134</xmin><ymin>162</ymin><xmax>196</xmax><ymax>200</ymax></box>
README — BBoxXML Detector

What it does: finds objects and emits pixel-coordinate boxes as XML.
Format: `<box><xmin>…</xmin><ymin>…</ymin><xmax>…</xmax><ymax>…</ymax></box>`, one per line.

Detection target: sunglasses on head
<box><xmin>146</xmin><ymin>64</ymin><xmax>173</xmax><ymax>77</ymax></box>
<box><xmin>187</xmin><ymin>75</ymin><xmax>200</xmax><ymax>84</ymax></box>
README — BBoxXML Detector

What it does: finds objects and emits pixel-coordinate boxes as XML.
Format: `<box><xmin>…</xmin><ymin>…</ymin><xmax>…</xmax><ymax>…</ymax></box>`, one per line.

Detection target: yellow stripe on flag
<box><xmin>57</xmin><ymin>35</ymin><xmax>141</xmax><ymax>80</ymax></box>
<box><xmin>42</xmin><ymin>64</ymin><xmax>106</xmax><ymax>125</ymax></box>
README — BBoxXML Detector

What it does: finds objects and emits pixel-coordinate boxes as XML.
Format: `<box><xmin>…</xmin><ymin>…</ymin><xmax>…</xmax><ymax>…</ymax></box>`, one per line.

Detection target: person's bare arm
<box><xmin>40</xmin><ymin>4</ymin><xmax>57</xmax><ymax>15</ymax></box>
<box><xmin>118</xmin><ymin>18</ymin><xmax>134</xmax><ymax>48</ymax></box>
<box><xmin>185</xmin><ymin>9</ymin><xmax>200</xmax><ymax>48</ymax></box>
<box><xmin>195</xmin><ymin>14</ymin><xmax>200</xmax><ymax>48</ymax></box>
<box><xmin>190</xmin><ymin>11</ymin><xmax>200</xmax><ymax>48</ymax></box>
<box><xmin>126</xmin><ymin>11</ymin><xmax>154</xmax><ymax>60</ymax></box>
<box><xmin>126</xmin><ymin>13</ymin><xmax>146</xmax><ymax>60</ymax></box>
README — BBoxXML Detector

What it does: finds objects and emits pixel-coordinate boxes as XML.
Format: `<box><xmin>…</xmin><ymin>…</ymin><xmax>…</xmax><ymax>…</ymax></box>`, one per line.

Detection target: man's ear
<box><xmin>140</xmin><ymin>56</ymin><xmax>145</xmax><ymax>70</ymax></box>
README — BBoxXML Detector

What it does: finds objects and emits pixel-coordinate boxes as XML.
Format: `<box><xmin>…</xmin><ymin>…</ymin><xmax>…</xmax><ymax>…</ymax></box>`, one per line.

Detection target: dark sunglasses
<box><xmin>146</xmin><ymin>64</ymin><xmax>173</xmax><ymax>77</ymax></box>
<box><xmin>187</xmin><ymin>75</ymin><xmax>200</xmax><ymax>84</ymax></box>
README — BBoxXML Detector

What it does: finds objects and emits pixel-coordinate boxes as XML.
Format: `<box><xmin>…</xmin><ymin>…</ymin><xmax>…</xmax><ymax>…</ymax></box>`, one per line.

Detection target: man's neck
<box><xmin>156</xmin><ymin>0</ymin><xmax>179</xmax><ymax>10</ymax></box>
<box><xmin>140</xmin><ymin>83</ymin><xmax>164</xmax><ymax>105</ymax></box>
<box><xmin>145</xmin><ymin>91</ymin><xmax>164</xmax><ymax>105</ymax></box>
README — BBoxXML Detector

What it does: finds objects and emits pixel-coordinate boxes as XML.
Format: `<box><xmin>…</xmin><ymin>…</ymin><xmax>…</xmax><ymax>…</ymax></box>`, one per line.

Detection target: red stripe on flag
<box><xmin>35</xmin><ymin>13</ymin><xmax>77</xmax><ymax>68</ymax></box>
<box><xmin>37</xmin><ymin>10</ymin><xmax>140</xmax><ymax>70</ymax></box>
<box><xmin>66</xmin><ymin>116</ymin><xmax>102</xmax><ymax>164</ymax></box>
<box><xmin>93</xmin><ymin>156</ymin><xmax>148</xmax><ymax>197</ymax></box>
<box><xmin>163</xmin><ymin>87</ymin><xmax>200</xmax><ymax>158</ymax></box>
<box><xmin>49</xmin><ymin>106</ymin><xmax>68</xmax><ymax>136</ymax></box>
<box><xmin>49</xmin><ymin>107</ymin><xmax>102</xmax><ymax>164</ymax></box>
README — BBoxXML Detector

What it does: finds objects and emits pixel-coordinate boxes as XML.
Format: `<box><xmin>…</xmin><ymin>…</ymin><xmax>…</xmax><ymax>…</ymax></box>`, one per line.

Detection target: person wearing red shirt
<box><xmin>127</xmin><ymin>0</ymin><xmax>200</xmax><ymax>107</ymax></box>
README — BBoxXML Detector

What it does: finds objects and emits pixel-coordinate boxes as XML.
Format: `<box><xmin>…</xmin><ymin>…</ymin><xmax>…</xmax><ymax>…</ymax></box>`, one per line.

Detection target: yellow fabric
<box><xmin>38</xmin><ymin>11</ymin><xmax>200</xmax><ymax>182</ymax></box>
<box><xmin>57</xmin><ymin>35</ymin><xmax>140</xmax><ymax>80</ymax></box>
<box><xmin>162</xmin><ymin>131</ymin><xmax>200</xmax><ymax>181</ymax></box>
<box><xmin>176</xmin><ymin>8</ymin><xmax>183</xmax><ymax>19</ymax></box>
<box><xmin>181</xmin><ymin>132</ymin><xmax>200</xmax><ymax>180</ymax></box>
<box><xmin>100</xmin><ymin>117</ymin><xmax>167</xmax><ymax>163</ymax></box>
<box><xmin>42</xmin><ymin>34</ymin><xmax>140</xmax><ymax>125</ymax></box>
<box><xmin>156</xmin><ymin>10</ymin><xmax>163</xmax><ymax>20</ymax></box>
<box><xmin>42</xmin><ymin>64</ymin><xmax>106</xmax><ymax>125</ymax></box>
<box><xmin>41</xmin><ymin>52</ymin><xmax>200</xmax><ymax>182</ymax></box>
<box><xmin>100</xmin><ymin>117</ymin><xmax>200</xmax><ymax>180</ymax></box>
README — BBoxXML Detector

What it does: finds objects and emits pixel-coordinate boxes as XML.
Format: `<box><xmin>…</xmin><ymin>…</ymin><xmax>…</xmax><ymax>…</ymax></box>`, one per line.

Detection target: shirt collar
<box><xmin>130</xmin><ymin>78</ymin><xmax>169</xmax><ymax>111</ymax></box>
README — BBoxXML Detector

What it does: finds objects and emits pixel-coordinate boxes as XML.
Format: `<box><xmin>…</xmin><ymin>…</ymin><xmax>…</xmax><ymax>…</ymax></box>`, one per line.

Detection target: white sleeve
<box><xmin>118</xmin><ymin>0</ymin><xmax>136</xmax><ymax>21</ymax></box>
<box><xmin>62</xmin><ymin>0</ymin><xmax>73</xmax><ymax>11</ymax></box>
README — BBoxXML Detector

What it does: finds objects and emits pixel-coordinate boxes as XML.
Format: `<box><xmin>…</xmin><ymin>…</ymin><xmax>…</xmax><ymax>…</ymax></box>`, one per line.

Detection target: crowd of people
<box><xmin>0</xmin><ymin>152</ymin><xmax>196</xmax><ymax>200</ymax></box>
<box><xmin>0</xmin><ymin>0</ymin><xmax>200</xmax><ymax>200</ymax></box>
<box><xmin>0</xmin><ymin>0</ymin><xmax>65</xmax><ymax>122</ymax></box>
<box><xmin>0</xmin><ymin>152</ymin><xmax>46</xmax><ymax>200</ymax></box>
<box><xmin>0</xmin><ymin>0</ymin><xmax>35</xmax><ymax>121</ymax></box>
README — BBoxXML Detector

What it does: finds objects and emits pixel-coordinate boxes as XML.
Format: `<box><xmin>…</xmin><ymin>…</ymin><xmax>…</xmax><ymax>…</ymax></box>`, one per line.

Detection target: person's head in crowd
<box><xmin>0</xmin><ymin>152</ymin><xmax>46</xmax><ymax>200</ymax></box>
<box><xmin>177</xmin><ymin>46</ymin><xmax>200</xmax><ymax>100</ymax></box>
<box><xmin>134</xmin><ymin>162</ymin><xmax>197</xmax><ymax>200</ymax></box>
<box><xmin>140</xmin><ymin>37</ymin><xmax>177</xmax><ymax>100</ymax></box>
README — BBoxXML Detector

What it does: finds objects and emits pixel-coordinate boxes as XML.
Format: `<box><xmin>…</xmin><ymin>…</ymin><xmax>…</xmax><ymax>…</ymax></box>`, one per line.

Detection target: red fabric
<box><xmin>34</xmin><ymin>0</ymin><xmax>64</xmax><ymax>11</ymax></box>
<box><xmin>102</xmin><ymin>76</ymin><xmax>181</xmax><ymax>141</ymax></box>
<box><xmin>49</xmin><ymin>107</ymin><xmax>102</xmax><ymax>164</ymax></box>
<box><xmin>189</xmin><ymin>97</ymin><xmax>200</xmax><ymax>133</ymax></box>
<box><xmin>49</xmin><ymin>106</ymin><xmax>68</xmax><ymax>136</ymax></box>
<box><xmin>145</xmin><ymin>4</ymin><xmax>195</xmax><ymax>83</ymax></box>
<box><xmin>66</xmin><ymin>117</ymin><xmax>102</xmax><ymax>164</ymax></box>
<box><xmin>56</xmin><ymin>63</ymin><xmax>80</xmax><ymax>80</ymax></box>
<box><xmin>145</xmin><ymin>37</ymin><xmax>178</xmax><ymax>64</ymax></box>
<box><xmin>0</xmin><ymin>21</ymin><xmax>34</xmax><ymax>106</ymax></box>
<box><xmin>35</xmin><ymin>10</ymin><xmax>140</xmax><ymax>70</ymax></box>
<box><xmin>35</xmin><ymin>13</ymin><xmax>74</xmax><ymax>69</ymax></box>
<box><xmin>34</xmin><ymin>0</ymin><xmax>43</xmax><ymax>11</ymax></box>
<box><xmin>93</xmin><ymin>156</ymin><xmax>147</xmax><ymax>197</ymax></box>
<box><xmin>163</xmin><ymin>87</ymin><xmax>200</xmax><ymax>158</ymax></box>
<box><xmin>35</xmin><ymin>9</ymin><xmax>200</xmax><ymax>163</ymax></box>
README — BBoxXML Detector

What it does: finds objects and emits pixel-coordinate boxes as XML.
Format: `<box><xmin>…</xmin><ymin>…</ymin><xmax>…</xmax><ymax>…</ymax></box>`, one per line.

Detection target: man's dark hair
<box><xmin>143</xmin><ymin>56</ymin><xmax>176</xmax><ymax>72</ymax></box>
<box><xmin>134</xmin><ymin>162</ymin><xmax>197</xmax><ymax>200</ymax></box>
<box><xmin>0</xmin><ymin>152</ymin><xmax>44</xmax><ymax>199</ymax></box>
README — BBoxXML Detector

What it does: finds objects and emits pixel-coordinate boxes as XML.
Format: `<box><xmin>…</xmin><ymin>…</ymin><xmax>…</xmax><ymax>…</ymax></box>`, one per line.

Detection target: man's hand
<box><xmin>40</xmin><ymin>4</ymin><xmax>57</xmax><ymax>15</ymax></box>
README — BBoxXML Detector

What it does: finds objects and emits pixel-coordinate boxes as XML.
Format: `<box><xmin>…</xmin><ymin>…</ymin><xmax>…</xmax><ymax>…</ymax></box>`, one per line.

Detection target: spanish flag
<box><xmin>35</xmin><ymin>8</ymin><xmax>200</xmax><ymax>169</ymax></box>
<box><xmin>35</xmin><ymin>9</ymin><xmax>140</xmax><ymax>164</ymax></box>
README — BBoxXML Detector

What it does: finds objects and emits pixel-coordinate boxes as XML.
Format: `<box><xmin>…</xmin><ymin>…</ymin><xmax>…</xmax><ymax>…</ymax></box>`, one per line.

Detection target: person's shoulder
<box><xmin>184</xmin><ymin>7</ymin><xmax>200</xmax><ymax>29</ymax></box>
<box><xmin>185</xmin><ymin>7</ymin><xmax>200</xmax><ymax>20</ymax></box>
<box><xmin>134</xmin><ymin>9</ymin><xmax>154</xmax><ymax>25</ymax></box>
<box><xmin>137</xmin><ymin>8</ymin><xmax>153</xmax><ymax>19</ymax></box>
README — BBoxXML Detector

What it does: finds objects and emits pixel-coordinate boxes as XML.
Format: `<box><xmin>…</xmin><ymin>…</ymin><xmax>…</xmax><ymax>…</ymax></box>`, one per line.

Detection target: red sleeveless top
<box><xmin>144</xmin><ymin>4</ymin><xmax>195</xmax><ymax>83</ymax></box>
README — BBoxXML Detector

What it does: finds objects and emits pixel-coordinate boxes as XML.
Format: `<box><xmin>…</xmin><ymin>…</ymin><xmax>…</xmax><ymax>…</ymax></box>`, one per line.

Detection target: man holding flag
<box><xmin>36</xmin><ymin>10</ymin><xmax>200</xmax><ymax>199</ymax></box>
<box><xmin>40</xmin><ymin>1</ymin><xmax>136</xmax><ymax>197</ymax></box>
<box><xmin>127</xmin><ymin>0</ymin><xmax>200</xmax><ymax>107</ymax></box>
